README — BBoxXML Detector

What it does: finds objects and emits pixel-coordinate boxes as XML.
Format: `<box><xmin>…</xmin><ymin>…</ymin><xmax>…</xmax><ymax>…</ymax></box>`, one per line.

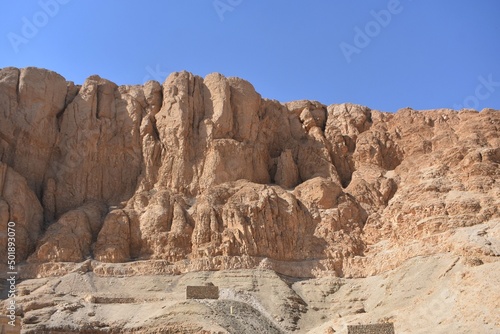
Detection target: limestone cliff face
<box><xmin>0</xmin><ymin>67</ymin><xmax>498</xmax><ymax>278</ymax></box>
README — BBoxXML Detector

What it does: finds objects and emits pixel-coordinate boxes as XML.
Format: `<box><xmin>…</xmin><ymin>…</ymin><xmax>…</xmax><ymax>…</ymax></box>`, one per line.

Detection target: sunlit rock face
<box><xmin>0</xmin><ymin>67</ymin><xmax>498</xmax><ymax>279</ymax></box>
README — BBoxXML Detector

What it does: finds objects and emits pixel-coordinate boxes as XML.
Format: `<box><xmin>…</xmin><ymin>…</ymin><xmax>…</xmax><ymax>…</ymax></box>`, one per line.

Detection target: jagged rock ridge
<box><xmin>0</xmin><ymin>67</ymin><xmax>499</xmax><ymax>278</ymax></box>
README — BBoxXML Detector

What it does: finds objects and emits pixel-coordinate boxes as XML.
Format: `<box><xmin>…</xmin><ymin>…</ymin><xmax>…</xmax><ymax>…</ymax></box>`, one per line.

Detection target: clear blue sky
<box><xmin>1</xmin><ymin>0</ymin><xmax>499</xmax><ymax>112</ymax></box>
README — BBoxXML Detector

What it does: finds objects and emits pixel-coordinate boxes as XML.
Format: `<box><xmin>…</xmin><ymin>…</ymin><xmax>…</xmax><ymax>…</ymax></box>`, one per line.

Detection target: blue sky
<box><xmin>1</xmin><ymin>0</ymin><xmax>499</xmax><ymax>112</ymax></box>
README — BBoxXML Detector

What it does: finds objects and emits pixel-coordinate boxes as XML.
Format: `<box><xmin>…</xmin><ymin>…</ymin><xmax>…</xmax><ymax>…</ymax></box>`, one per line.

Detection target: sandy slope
<box><xmin>3</xmin><ymin>253</ymin><xmax>496</xmax><ymax>333</ymax></box>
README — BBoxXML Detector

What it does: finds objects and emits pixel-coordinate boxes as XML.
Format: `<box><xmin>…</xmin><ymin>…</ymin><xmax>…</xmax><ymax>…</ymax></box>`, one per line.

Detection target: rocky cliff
<box><xmin>0</xmin><ymin>67</ymin><xmax>499</xmax><ymax>279</ymax></box>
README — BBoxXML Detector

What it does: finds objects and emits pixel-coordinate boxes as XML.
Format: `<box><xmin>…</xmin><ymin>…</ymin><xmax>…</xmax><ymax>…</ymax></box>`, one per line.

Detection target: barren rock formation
<box><xmin>0</xmin><ymin>67</ymin><xmax>499</xmax><ymax>280</ymax></box>
<box><xmin>1</xmin><ymin>66</ymin><xmax>499</xmax><ymax>333</ymax></box>
<box><xmin>0</xmin><ymin>163</ymin><xmax>43</xmax><ymax>261</ymax></box>
<box><xmin>10</xmin><ymin>256</ymin><xmax>500</xmax><ymax>333</ymax></box>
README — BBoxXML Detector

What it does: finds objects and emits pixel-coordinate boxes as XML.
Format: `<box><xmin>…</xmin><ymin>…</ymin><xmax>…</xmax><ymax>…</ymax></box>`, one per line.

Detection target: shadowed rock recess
<box><xmin>1</xmin><ymin>67</ymin><xmax>499</xmax><ymax>333</ymax></box>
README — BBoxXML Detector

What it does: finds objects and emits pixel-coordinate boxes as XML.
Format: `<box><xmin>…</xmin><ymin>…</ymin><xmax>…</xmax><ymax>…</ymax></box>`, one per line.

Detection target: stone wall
<box><xmin>347</xmin><ymin>323</ymin><xmax>395</xmax><ymax>334</ymax></box>
<box><xmin>186</xmin><ymin>285</ymin><xmax>219</xmax><ymax>299</ymax></box>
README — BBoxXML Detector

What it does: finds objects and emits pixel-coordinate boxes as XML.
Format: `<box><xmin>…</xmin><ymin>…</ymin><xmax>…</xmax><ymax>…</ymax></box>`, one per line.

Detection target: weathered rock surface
<box><xmin>0</xmin><ymin>67</ymin><xmax>499</xmax><ymax>279</ymax></box>
<box><xmin>0</xmin><ymin>68</ymin><xmax>500</xmax><ymax>333</ymax></box>
<box><xmin>7</xmin><ymin>255</ymin><xmax>500</xmax><ymax>333</ymax></box>
<box><xmin>0</xmin><ymin>162</ymin><xmax>43</xmax><ymax>261</ymax></box>
<box><xmin>1</xmin><ymin>66</ymin><xmax>499</xmax><ymax>332</ymax></box>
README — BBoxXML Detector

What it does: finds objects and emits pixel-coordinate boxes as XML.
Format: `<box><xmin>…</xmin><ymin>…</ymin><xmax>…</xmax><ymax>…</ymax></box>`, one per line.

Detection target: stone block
<box><xmin>347</xmin><ymin>323</ymin><xmax>395</xmax><ymax>334</ymax></box>
<box><xmin>186</xmin><ymin>285</ymin><xmax>219</xmax><ymax>299</ymax></box>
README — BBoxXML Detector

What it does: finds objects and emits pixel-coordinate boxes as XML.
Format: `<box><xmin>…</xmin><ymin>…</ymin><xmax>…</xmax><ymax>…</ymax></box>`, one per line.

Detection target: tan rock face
<box><xmin>124</xmin><ymin>189</ymin><xmax>193</xmax><ymax>262</ymax></box>
<box><xmin>93</xmin><ymin>209</ymin><xmax>131</xmax><ymax>263</ymax></box>
<box><xmin>293</xmin><ymin>177</ymin><xmax>343</xmax><ymax>209</ymax></box>
<box><xmin>0</xmin><ymin>163</ymin><xmax>43</xmax><ymax>261</ymax></box>
<box><xmin>0</xmin><ymin>67</ymin><xmax>499</xmax><ymax>279</ymax></box>
<box><xmin>274</xmin><ymin>149</ymin><xmax>299</xmax><ymax>189</ymax></box>
<box><xmin>191</xmin><ymin>181</ymin><xmax>325</xmax><ymax>261</ymax></box>
<box><xmin>0</xmin><ymin>67</ymin><xmax>67</xmax><ymax>198</ymax></box>
<box><xmin>29</xmin><ymin>201</ymin><xmax>106</xmax><ymax>263</ymax></box>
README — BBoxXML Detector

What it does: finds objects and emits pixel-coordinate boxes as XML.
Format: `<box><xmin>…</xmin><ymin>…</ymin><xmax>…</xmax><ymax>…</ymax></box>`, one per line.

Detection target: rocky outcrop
<box><xmin>11</xmin><ymin>256</ymin><xmax>500</xmax><ymax>334</ymax></box>
<box><xmin>0</xmin><ymin>163</ymin><xmax>43</xmax><ymax>261</ymax></box>
<box><xmin>0</xmin><ymin>67</ymin><xmax>499</xmax><ymax>278</ymax></box>
<box><xmin>28</xmin><ymin>202</ymin><xmax>106</xmax><ymax>263</ymax></box>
